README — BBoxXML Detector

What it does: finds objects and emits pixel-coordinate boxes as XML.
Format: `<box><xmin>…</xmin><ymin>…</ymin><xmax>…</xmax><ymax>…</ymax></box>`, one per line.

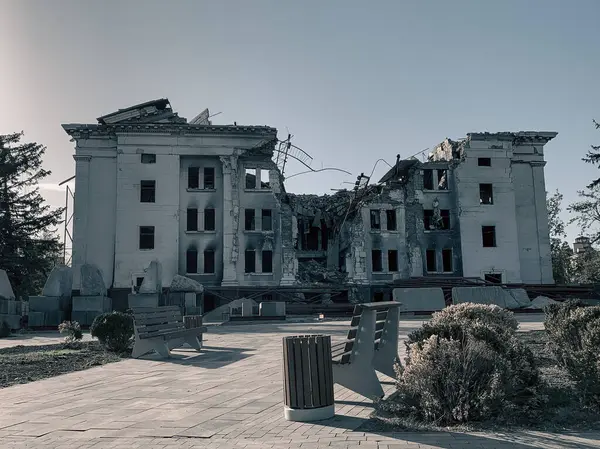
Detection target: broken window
<box><xmin>187</xmin><ymin>208</ymin><xmax>198</xmax><ymax>231</ymax></box>
<box><xmin>186</xmin><ymin>248</ymin><xmax>198</xmax><ymax>274</ymax></box>
<box><xmin>423</xmin><ymin>169</ymin><xmax>434</xmax><ymax>190</ymax></box>
<box><xmin>135</xmin><ymin>276</ymin><xmax>144</xmax><ymax>293</ymax></box>
<box><xmin>372</xmin><ymin>250</ymin><xmax>383</xmax><ymax>272</ymax></box>
<box><xmin>245</xmin><ymin>250</ymin><xmax>256</xmax><ymax>273</ymax></box>
<box><xmin>140</xmin><ymin>180</ymin><xmax>155</xmax><ymax>203</ymax></box>
<box><xmin>262</xmin><ymin>250</ymin><xmax>273</xmax><ymax>273</ymax></box>
<box><xmin>204</xmin><ymin>250</ymin><xmax>215</xmax><ymax>274</ymax></box>
<box><xmin>188</xmin><ymin>167</ymin><xmax>200</xmax><ymax>189</ymax></box>
<box><xmin>259</xmin><ymin>169</ymin><xmax>271</xmax><ymax>189</ymax></box>
<box><xmin>386</xmin><ymin>210</ymin><xmax>397</xmax><ymax>231</ymax></box>
<box><xmin>423</xmin><ymin>210</ymin><xmax>434</xmax><ymax>230</ymax></box>
<box><xmin>480</xmin><ymin>183</ymin><xmax>494</xmax><ymax>205</ymax></box>
<box><xmin>442</xmin><ymin>248</ymin><xmax>453</xmax><ymax>272</ymax></box>
<box><xmin>482</xmin><ymin>226</ymin><xmax>496</xmax><ymax>247</ymax></box>
<box><xmin>426</xmin><ymin>249</ymin><xmax>436</xmax><ymax>272</ymax></box>
<box><xmin>204</xmin><ymin>208</ymin><xmax>215</xmax><ymax>231</ymax></box>
<box><xmin>440</xmin><ymin>210</ymin><xmax>450</xmax><ymax>230</ymax></box>
<box><xmin>245</xmin><ymin>168</ymin><xmax>257</xmax><ymax>189</ymax></box>
<box><xmin>437</xmin><ymin>169</ymin><xmax>448</xmax><ymax>190</ymax></box>
<box><xmin>139</xmin><ymin>226</ymin><xmax>155</xmax><ymax>250</ymax></box>
<box><xmin>306</xmin><ymin>226</ymin><xmax>319</xmax><ymax>250</ymax></box>
<box><xmin>478</xmin><ymin>157</ymin><xmax>491</xmax><ymax>167</ymax></box>
<box><xmin>262</xmin><ymin>209</ymin><xmax>272</xmax><ymax>231</ymax></box>
<box><xmin>245</xmin><ymin>209</ymin><xmax>255</xmax><ymax>231</ymax></box>
<box><xmin>484</xmin><ymin>273</ymin><xmax>502</xmax><ymax>284</ymax></box>
<box><xmin>203</xmin><ymin>167</ymin><xmax>215</xmax><ymax>189</ymax></box>
<box><xmin>141</xmin><ymin>153</ymin><xmax>156</xmax><ymax>164</ymax></box>
<box><xmin>388</xmin><ymin>250</ymin><xmax>398</xmax><ymax>272</ymax></box>
<box><xmin>370</xmin><ymin>210</ymin><xmax>381</xmax><ymax>229</ymax></box>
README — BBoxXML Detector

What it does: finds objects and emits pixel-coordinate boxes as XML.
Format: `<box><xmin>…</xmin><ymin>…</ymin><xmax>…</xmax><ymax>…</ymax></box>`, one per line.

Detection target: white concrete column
<box><xmin>71</xmin><ymin>154</ymin><xmax>92</xmax><ymax>291</ymax></box>
<box><xmin>532</xmin><ymin>162</ymin><xmax>554</xmax><ymax>284</ymax></box>
<box><xmin>220</xmin><ymin>155</ymin><xmax>239</xmax><ymax>286</ymax></box>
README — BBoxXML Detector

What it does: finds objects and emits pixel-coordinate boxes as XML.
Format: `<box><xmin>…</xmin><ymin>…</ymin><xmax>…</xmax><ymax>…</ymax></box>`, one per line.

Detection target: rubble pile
<box><xmin>297</xmin><ymin>259</ymin><xmax>347</xmax><ymax>285</ymax></box>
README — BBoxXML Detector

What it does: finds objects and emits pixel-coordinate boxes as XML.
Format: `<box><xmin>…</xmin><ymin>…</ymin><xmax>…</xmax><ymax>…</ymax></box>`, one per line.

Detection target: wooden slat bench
<box><xmin>131</xmin><ymin>306</ymin><xmax>208</xmax><ymax>359</ymax></box>
<box><xmin>330</xmin><ymin>301</ymin><xmax>401</xmax><ymax>399</ymax></box>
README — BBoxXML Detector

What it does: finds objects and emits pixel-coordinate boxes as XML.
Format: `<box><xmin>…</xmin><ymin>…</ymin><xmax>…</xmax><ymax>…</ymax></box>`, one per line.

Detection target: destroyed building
<box><xmin>63</xmin><ymin>98</ymin><xmax>557</xmax><ymax>309</ymax></box>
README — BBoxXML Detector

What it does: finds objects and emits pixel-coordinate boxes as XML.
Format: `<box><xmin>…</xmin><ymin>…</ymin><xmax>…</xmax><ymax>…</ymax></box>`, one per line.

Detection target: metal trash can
<box><xmin>282</xmin><ymin>335</ymin><xmax>335</xmax><ymax>422</ymax></box>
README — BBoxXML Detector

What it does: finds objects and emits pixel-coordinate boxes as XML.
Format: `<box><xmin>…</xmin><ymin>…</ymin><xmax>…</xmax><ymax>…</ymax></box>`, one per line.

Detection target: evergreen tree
<box><xmin>547</xmin><ymin>190</ymin><xmax>573</xmax><ymax>283</ymax></box>
<box><xmin>582</xmin><ymin>119</ymin><xmax>600</xmax><ymax>187</ymax></box>
<box><xmin>0</xmin><ymin>132</ymin><xmax>64</xmax><ymax>299</ymax></box>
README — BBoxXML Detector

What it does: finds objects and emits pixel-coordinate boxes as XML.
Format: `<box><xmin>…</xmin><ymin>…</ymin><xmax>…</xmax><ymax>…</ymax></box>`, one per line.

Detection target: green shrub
<box><xmin>90</xmin><ymin>311</ymin><xmax>134</xmax><ymax>354</ymax></box>
<box><xmin>381</xmin><ymin>303</ymin><xmax>541</xmax><ymax>425</ymax></box>
<box><xmin>544</xmin><ymin>300</ymin><xmax>600</xmax><ymax>406</ymax></box>
<box><xmin>58</xmin><ymin>320</ymin><xmax>83</xmax><ymax>344</ymax></box>
<box><xmin>0</xmin><ymin>321</ymin><xmax>10</xmax><ymax>338</ymax></box>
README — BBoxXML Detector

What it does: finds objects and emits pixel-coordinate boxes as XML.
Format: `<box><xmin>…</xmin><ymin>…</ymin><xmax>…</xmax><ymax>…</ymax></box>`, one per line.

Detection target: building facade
<box><xmin>63</xmin><ymin>99</ymin><xmax>557</xmax><ymax>302</ymax></box>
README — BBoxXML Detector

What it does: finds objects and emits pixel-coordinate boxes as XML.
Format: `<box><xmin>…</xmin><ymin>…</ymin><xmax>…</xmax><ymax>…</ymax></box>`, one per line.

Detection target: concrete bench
<box><xmin>131</xmin><ymin>306</ymin><xmax>207</xmax><ymax>359</ymax></box>
<box><xmin>330</xmin><ymin>301</ymin><xmax>401</xmax><ymax>399</ymax></box>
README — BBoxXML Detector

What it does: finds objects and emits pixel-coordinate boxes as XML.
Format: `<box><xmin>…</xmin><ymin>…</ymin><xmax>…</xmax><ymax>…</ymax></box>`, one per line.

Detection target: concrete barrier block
<box><xmin>452</xmin><ymin>286</ymin><xmax>520</xmax><ymax>309</ymax></box>
<box><xmin>128</xmin><ymin>293</ymin><xmax>159</xmax><ymax>309</ymax></box>
<box><xmin>73</xmin><ymin>296</ymin><xmax>111</xmax><ymax>312</ymax></box>
<box><xmin>0</xmin><ymin>299</ymin><xmax>20</xmax><ymax>315</ymax></box>
<box><xmin>28</xmin><ymin>311</ymin><xmax>45</xmax><ymax>327</ymax></box>
<box><xmin>0</xmin><ymin>313</ymin><xmax>21</xmax><ymax>330</ymax></box>
<box><xmin>29</xmin><ymin>296</ymin><xmax>61</xmax><ymax>313</ymax></box>
<box><xmin>393</xmin><ymin>288</ymin><xmax>446</xmax><ymax>313</ymax></box>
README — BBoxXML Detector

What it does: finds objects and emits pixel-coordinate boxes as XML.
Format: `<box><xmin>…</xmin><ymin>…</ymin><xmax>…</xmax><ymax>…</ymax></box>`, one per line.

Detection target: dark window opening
<box><xmin>480</xmin><ymin>183</ymin><xmax>494</xmax><ymax>205</ymax></box>
<box><xmin>442</xmin><ymin>248</ymin><xmax>453</xmax><ymax>272</ymax></box>
<box><xmin>440</xmin><ymin>209</ymin><xmax>450</xmax><ymax>230</ymax></box>
<box><xmin>245</xmin><ymin>250</ymin><xmax>256</xmax><ymax>273</ymax></box>
<box><xmin>386</xmin><ymin>210</ymin><xmax>397</xmax><ymax>231</ymax></box>
<box><xmin>262</xmin><ymin>294</ymin><xmax>273</xmax><ymax>302</ymax></box>
<box><xmin>203</xmin><ymin>167</ymin><xmax>215</xmax><ymax>189</ymax></box>
<box><xmin>141</xmin><ymin>153</ymin><xmax>156</xmax><ymax>164</ymax></box>
<box><xmin>187</xmin><ymin>208</ymin><xmax>198</xmax><ymax>231</ymax></box>
<box><xmin>437</xmin><ymin>169</ymin><xmax>448</xmax><ymax>190</ymax></box>
<box><xmin>306</xmin><ymin>226</ymin><xmax>319</xmax><ymax>250</ymax></box>
<box><xmin>321</xmin><ymin>221</ymin><xmax>329</xmax><ymax>250</ymax></box>
<box><xmin>426</xmin><ymin>249</ymin><xmax>437</xmax><ymax>272</ymax></box>
<box><xmin>485</xmin><ymin>273</ymin><xmax>502</xmax><ymax>284</ymax></box>
<box><xmin>186</xmin><ymin>249</ymin><xmax>198</xmax><ymax>274</ymax></box>
<box><xmin>262</xmin><ymin>250</ymin><xmax>273</xmax><ymax>273</ymax></box>
<box><xmin>204</xmin><ymin>250</ymin><xmax>215</xmax><ymax>274</ymax></box>
<box><xmin>423</xmin><ymin>169</ymin><xmax>434</xmax><ymax>190</ymax></box>
<box><xmin>140</xmin><ymin>180</ymin><xmax>155</xmax><ymax>203</ymax></box>
<box><xmin>139</xmin><ymin>226</ymin><xmax>155</xmax><ymax>250</ymax></box>
<box><xmin>388</xmin><ymin>250</ymin><xmax>398</xmax><ymax>272</ymax></box>
<box><xmin>245</xmin><ymin>209</ymin><xmax>255</xmax><ymax>231</ymax></box>
<box><xmin>204</xmin><ymin>293</ymin><xmax>217</xmax><ymax>312</ymax></box>
<box><xmin>374</xmin><ymin>292</ymin><xmax>385</xmax><ymax>302</ymax></box>
<box><xmin>482</xmin><ymin>226</ymin><xmax>497</xmax><ymax>247</ymax></box>
<box><xmin>204</xmin><ymin>208</ymin><xmax>215</xmax><ymax>231</ymax></box>
<box><xmin>424</xmin><ymin>209</ymin><xmax>433</xmax><ymax>230</ymax></box>
<box><xmin>372</xmin><ymin>250</ymin><xmax>382</xmax><ymax>272</ymax></box>
<box><xmin>135</xmin><ymin>277</ymin><xmax>144</xmax><ymax>293</ymax></box>
<box><xmin>262</xmin><ymin>209</ymin><xmax>272</xmax><ymax>231</ymax></box>
<box><xmin>188</xmin><ymin>167</ymin><xmax>199</xmax><ymax>189</ymax></box>
<box><xmin>478</xmin><ymin>157</ymin><xmax>491</xmax><ymax>167</ymax></box>
<box><xmin>245</xmin><ymin>168</ymin><xmax>257</xmax><ymax>189</ymax></box>
<box><xmin>370</xmin><ymin>210</ymin><xmax>381</xmax><ymax>229</ymax></box>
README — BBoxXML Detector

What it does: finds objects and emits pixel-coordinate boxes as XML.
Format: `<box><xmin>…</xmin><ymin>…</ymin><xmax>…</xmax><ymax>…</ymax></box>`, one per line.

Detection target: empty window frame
<box><xmin>262</xmin><ymin>209</ymin><xmax>272</xmax><ymax>231</ymax></box>
<box><xmin>188</xmin><ymin>167</ymin><xmax>200</xmax><ymax>189</ymax></box>
<box><xmin>262</xmin><ymin>250</ymin><xmax>273</xmax><ymax>273</ymax></box>
<box><xmin>423</xmin><ymin>209</ymin><xmax>434</xmax><ymax>230</ymax></box>
<box><xmin>423</xmin><ymin>169</ymin><xmax>434</xmax><ymax>190</ymax></box>
<box><xmin>442</xmin><ymin>248</ymin><xmax>453</xmax><ymax>272</ymax></box>
<box><xmin>204</xmin><ymin>208</ymin><xmax>215</xmax><ymax>231</ymax></box>
<box><xmin>426</xmin><ymin>249</ymin><xmax>437</xmax><ymax>272</ymax></box>
<box><xmin>440</xmin><ymin>209</ymin><xmax>450</xmax><ymax>230</ymax></box>
<box><xmin>203</xmin><ymin>167</ymin><xmax>215</xmax><ymax>189</ymax></box>
<box><xmin>186</xmin><ymin>248</ymin><xmax>198</xmax><ymax>274</ymax></box>
<box><xmin>478</xmin><ymin>157</ymin><xmax>491</xmax><ymax>167</ymax></box>
<box><xmin>370</xmin><ymin>210</ymin><xmax>381</xmax><ymax>229</ymax></box>
<box><xmin>479</xmin><ymin>183</ymin><xmax>493</xmax><ymax>205</ymax></box>
<box><xmin>388</xmin><ymin>249</ymin><xmax>398</xmax><ymax>272</ymax></box>
<box><xmin>245</xmin><ymin>168</ymin><xmax>257</xmax><ymax>189</ymax></box>
<box><xmin>245</xmin><ymin>209</ymin><xmax>256</xmax><ymax>231</ymax></box>
<box><xmin>372</xmin><ymin>250</ymin><xmax>383</xmax><ymax>272</ymax></box>
<box><xmin>204</xmin><ymin>250</ymin><xmax>215</xmax><ymax>274</ymax></box>
<box><xmin>386</xmin><ymin>209</ymin><xmax>397</xmax><ymax>231</ymax></box>
<box><xmin>134</xmin><ymin>277</ymin><xmax>144</xmax><ymax>293</ymax></box>
<box><xmin>140</xmin><ymin>153</ymin><xmax>156</xmax><ymax>164</ymax></box>
<box><xmin>484</xmin><ymin>272</ymin><xmax>502</xmax><ymax>284</ymax></box>
<box><xmin>259</xmin><ymin>169</ymin><xmax>271</xmax><ymax>189</ymax></box>
<box><xmin>245</xmin><ymin>250</ymin><xmax>256</xmax><ymax>273</ymax></box>
<box><xmin>139</xmin><ymin>226</ymin><xmax>155</xmax><ymax>250</ymax></box>
<box><xmin>482</xmin><ymin>225</ymin><xmax>497</xmax><ymax>247</ymax></box>
<box><xmin>437</xmin><ymin>169</ymin><xmax>448</xmax><ymax>190</ymax></box>
<box><xmin>140</xmin><ymin>180</ymin><xmax>155</xmax><ymax>203</ymax></box>
<box><xmin>187</xmin><ymin>208</ymin><xmax>198</xmax><ymax>231</ymax></box>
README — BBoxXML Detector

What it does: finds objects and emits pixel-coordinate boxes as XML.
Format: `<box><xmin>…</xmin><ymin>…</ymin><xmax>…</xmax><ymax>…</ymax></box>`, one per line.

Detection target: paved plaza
<box><xmin>1</xmin><ymin>315</ymin><xmax>600</xmax><ymax>448</ymax></box>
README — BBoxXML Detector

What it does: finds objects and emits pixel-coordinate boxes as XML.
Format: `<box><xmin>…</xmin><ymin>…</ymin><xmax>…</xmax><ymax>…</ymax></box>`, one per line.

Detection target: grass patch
<box><xmin>0</xmin><ymin>341</ymin><xmax>125</xmax><ymax>388</ymax></box>
<box><xmin>364</xmin><ymin>329</ymin><xmax>600</xmax><ymax>432</ymax></box>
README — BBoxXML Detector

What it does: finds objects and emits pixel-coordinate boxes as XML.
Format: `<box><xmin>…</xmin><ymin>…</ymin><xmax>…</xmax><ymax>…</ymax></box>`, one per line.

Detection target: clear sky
<box><xmin>1</xmin><ymin>0</ymin><xmax>599</xmax><ymax>247</ymax></box>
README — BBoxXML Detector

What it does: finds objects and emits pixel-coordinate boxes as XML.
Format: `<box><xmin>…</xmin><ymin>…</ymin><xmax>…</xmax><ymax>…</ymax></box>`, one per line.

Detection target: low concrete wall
<box><xmin>452</xmin><ymin>286</ymin><xmax>520</xmax><ymax>309</ymax></box>
<box><xmin>392</xmin><ymin>288</ymin><xmax>446</xmax><ymax>313</ymax></box>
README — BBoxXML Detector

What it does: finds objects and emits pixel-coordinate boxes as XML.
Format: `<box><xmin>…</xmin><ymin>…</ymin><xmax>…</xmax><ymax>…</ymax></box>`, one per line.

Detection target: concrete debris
<box><xmin>297</xmin><ymin>259</ymin><xmax>347</xmax><ymax>284</ymax></box>
<box><xmin>139</xmin><ymin>260</ymin><xmax>162</xmax><ymax>294</ymax></box>
<box><xmin>526</xmin><ymin>296</ymin><xmax>560</xmax><ymax>309</ymax></box>
<box><xmin>507</xmin><ymin>289</ymin><xmax>532</xmax><ymax>307</ymax></box>
<box><xmin>452</xmin><ymin>286</ymin><xmax>521</xmax><ymax>309</ymax></box>
<box><xmin>169</xmin><ymin>275</ymin><xmax>204</xmax><ymax>293</ymax></box>
<box><xmin>0</xmin><ymin>269</ymin><xmax>15</xmax><ymax>300</ymax></box>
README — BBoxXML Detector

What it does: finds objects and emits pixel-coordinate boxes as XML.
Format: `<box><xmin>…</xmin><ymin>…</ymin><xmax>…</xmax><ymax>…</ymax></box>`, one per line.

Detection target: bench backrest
<box><xmin>132</xmin><ymin>306</ymin><xmax>185</xmax><ymax>339</ymax></box>
<box><xmin>339</xmin><ymin>301</ymin><xmax>401</xmax><ymax>363</ymax></box>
